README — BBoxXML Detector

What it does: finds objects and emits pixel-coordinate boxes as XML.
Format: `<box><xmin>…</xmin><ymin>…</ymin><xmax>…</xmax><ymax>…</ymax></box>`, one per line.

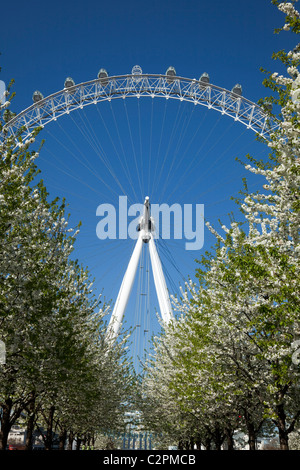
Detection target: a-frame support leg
<box><xmin>106</xmin><ymin>232</ymin><xmax>144</xmax><ymax>341</ymax></box>
<box><xmin>106</xmin><ymin>197</ymin><xmax>173</xmax><ymax>342</ymax></box>
<box><xmin>148</xmin><ymin>234</ymin><xmax>173</xmax><ymax>325</ymax></box>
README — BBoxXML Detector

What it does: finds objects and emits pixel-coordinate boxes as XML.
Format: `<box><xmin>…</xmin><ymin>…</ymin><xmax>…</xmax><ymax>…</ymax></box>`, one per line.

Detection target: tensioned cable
<box><xmin>205</xmin><ymin>148</ymin><xmax>270</xmax><ymax>212</ymax></box>
<box><xmin>95</xmin><ymin>102</ymin><xmax>138</xmax><ymax>205</ymax></box>
<box><xmin>151</xmin><ymin>99</ymin><xmax>168</xmax><ymax>198</ymax></box>
<box><xmin>108</xmin><ymin>100</ymin><xmax>139</xmax><ymax>204</ymax></box>
<box><xmin>147</xmin><ymin>98</ymin><xmax>154</xmax><ymax>197</ymax></box>
<box><xmin>159</xmin><ymin>108</ymin><xmax>210</xmax><ymax>202</ymax></box>
<box><xmin>158</xmin><ymin>236</ymin><xmax>186</xmax><ymax>283</ymax></box>
<box><xmin>40</xmin><ymin>144</ymin><xmax>118</xmax><ymax>202</ymax></box>
<box><xmin>78</xmin><ymin>242</ymin><xmax>125</xmax><ymax>282</ymax></box>
<box><xmin>164</xmin><ymin>115</ymin><xmax>230</xmax><ymax>201</ymax></box>
<box><xmin>159</xmin><ymin>102</ymin><xmax>196</xmax><ymax>198</ymax></box>
<box><xmin>79</xmin><ymin>107</ymin><xmax>132</xmax><ymax>199</ymax></box>
<box><xmin>168</xmin><ymin>131</ymin><xmax>243</xmax><ymax>204</ymax></box>
<box><xmin>156</xmin><ymin>242</ymin><xmax>180</xmax><ymax>299</ymax></box>
<box><xmin>188</xmin><ymin>121</ymin><xmax>243</xmax><ymax>180</ymax></box>
<box><xmin>158</xmin><ymin>238</ymin><xmax>199</xmax><ymax>279</ymax></box>
<box><xmin>151</xmin><ymin>234</ymin><xmax>178</xmax><ymax>297</ymax></box>
<box><xmin>154</xmin><ymin>98</ymin><xmax>184</xmax><ymax>198</ymax></box>
<box><xmin>137</xmin><ymin>98</ymin><xmax>145</xmax><ymax>194</ymax></box>
<box><xmin>168</xmin><ymin>106</ymin><xmax>209</xmax><ymax>178</ymax></box>
<box><xmin>43</xmin><ymin>125</ymin><xmax>120</xmax><ymax>204</ymax></box>
<box><xmin>202</xmin><ymin>130</ymin><xmax>268</xmax><ymax>185</ymax></box>
<box><xmin>72</xmin><ymin>109</ymin><xmax>111</xmax><ymax>167</ymax></box>
<box><xmin>89</xmin><ymin>99</ymin><xmax>258</xmax><ymax>322</ymax></box>
<box><xmin>170</xmin><ymin>102</ymin><xmax>269</xmax><ymax>206</ymax></box>
<box><xmin>190</xmin><ymin>141</ymin><xmax>269</xmax><ymax>204</ymax></box>
<box><xmin>51</xmin><ymin>119</ymin><xmax>103</xmax><ymax>173</ymax></box>
<box><xmin>156</xmin><ymin>239</ymin><xmax>186</xmax><ymax>299</ymax></box>
<box><xmin>164</xmin><ymin>112</ymin><xmax>223</xmax><ymax>202</ymax></box>
<box><xmin>67</xmin><ymin>108</ymin><xmax>130</xmax><ymax>200</ymax></box>
<box><xmin>123</xmin><ymin>98</ymin><xmax>144</xmax><ymax>201</ymax></box>
<box><xmin>177</xmin><ymin>125</ymin><xmax>262</xmax><ymax>202</ymax></box>
<box><xmin>44</xmin><ymin>114</ymin><xmax>150</xmax><ymax>274</ymax></box>
<box><xmin>206</xmin><ymin>179</ymin><xmax>266</xmax><ymax>210</ymax></box>
<box><xmin>94</xmin><ymin>244</ymin><xmax>137</xmax><ymax>305</ymax></box>
<box><xmin>37</xmin><ymin>153</ymin><xmax>144</xmax><ymax>286</ymax></box>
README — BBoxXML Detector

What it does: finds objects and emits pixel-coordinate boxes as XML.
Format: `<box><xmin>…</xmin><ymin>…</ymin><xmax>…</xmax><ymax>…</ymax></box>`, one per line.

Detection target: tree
<box><xmin>141</xmin><ymin>0</ymin><xmax>300</xmax><ymax>451</ymax></box>
<box><xmin>0</xmin><ymin>75</ymin><xmax>134</xmax><ymax>451</ymax></box>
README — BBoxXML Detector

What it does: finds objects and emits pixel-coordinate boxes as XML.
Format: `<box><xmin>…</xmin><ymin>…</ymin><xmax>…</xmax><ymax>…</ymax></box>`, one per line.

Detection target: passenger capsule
<box><xmin>200</xmin><ymin>72</ymin><xmax>209</xmax><ymax>84</ymax></box>
<box><xmin>264</xmin><ymin>101</ymin><xmax>273</xmax><ymax>113</ymax></box>
<box><xmin>32</xmin><ymin>91</ymin><xmax>44</xmax><ymax>103</ymax></box>
<box><xmin>64</xmin><ymin>77</ymin><xmax>75</xmax><ymax>89</ymax></box>
<box><xmin>131</xmin><ymin>65</ymin><xmax>143</xmax><ymax>83</ymax></box>
<box><xmin>166</xmin><ymin>66</ymin><xmax>176</xmax><ymax>84</ymax></box>
<box><xmin>199</xmin><ymin>72</ymin><xmax>210</xmax><ymax>90</ymax></box>
<box><xmin>132</xmin><ymin>65</ymin><xmax>143</xmax><ymax>76</ymax></box>
<box><xmin>98</xmin><ymin>68</ymin><xmax>109</xmax><ymax>86</ymax></box>
<box><xmin>231</xmin><ymin>84</ymin><xmax>242</xmax><ymax>97</ymax></box>
<box><xmin>3</xmin><ymin>109</ymin><xmax>14</xmax><ymax>123</ymax></box>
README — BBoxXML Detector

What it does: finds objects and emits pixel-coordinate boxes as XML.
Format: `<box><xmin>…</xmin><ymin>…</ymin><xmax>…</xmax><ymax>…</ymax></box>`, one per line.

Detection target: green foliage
<box><xmin>140</xmin><ymin>0</ymin><xmax>300</xmax><ymax>450</ymax></box>
<box><xmin>0</xmin><ymin>70</ymin><xmax>135</xmax><ymax>450</ymax></box>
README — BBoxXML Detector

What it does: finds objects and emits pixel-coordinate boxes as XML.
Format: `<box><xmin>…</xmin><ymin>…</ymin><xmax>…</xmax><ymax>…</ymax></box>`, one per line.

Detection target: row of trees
<box><xmin>140</xmin><ymin>0</ymin><xmax>300</xmax><ymax>450</ymax></box>
<box><xmin>0</xmin><ymin>78</ymin><xmax>135</xmax><ymax>450</ymax></box>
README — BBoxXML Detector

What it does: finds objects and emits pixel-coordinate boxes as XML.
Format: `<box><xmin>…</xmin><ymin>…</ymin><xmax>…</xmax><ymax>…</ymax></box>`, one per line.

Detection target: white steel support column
<box><xmin>148</xmin><ymin>234</ymin><xmax>173</xmax><ymax>324</ymax></box>
<box><xmin>106</xmin><ymin>196</ymin><xmax>173</xmax><ymax>342</ymax></box>
<box><xmin>106</xmin><ymin>233</ymin><xmax>143</xmax><ymax>341</ymax></box>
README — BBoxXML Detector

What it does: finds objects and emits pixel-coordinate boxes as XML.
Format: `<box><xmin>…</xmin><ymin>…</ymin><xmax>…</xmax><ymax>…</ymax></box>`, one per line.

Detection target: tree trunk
<box><xmin>44</xmin><ymin>405</ymin><xmax>55</xmax><ymax>451</ymax></box>
<box><xmin>25</xmin><ymin>393</ymin><xmax>36</xmax><ymax>451</ymax></box>
<box><xmin>213</xmin><ymin>427</ymin><xmax>223</xmax><ymax>451</ymax></box>
<box><xmin>190</xmin><ymin>437</ymin><xmax>194</xmax><ymax>450</ymax></box>
<box><xmin>225</xmin><ymin>427</ymin><xmax>234</xmax><ymax>451</ymax></box>
<box><xmin>204</xmin><ymin>437</ymin><xmax>211</xmax><ymax>450</ymax></box>
<box><xmin>58</xmin><ymin>428</ymin><xmax>67</xmax><ymax>451</ymax></box>
<box><xmin>0</xmin><ymin>398</ymin><xmax>13</xmax><ymax>451</ymax></box>
<box><xmin>195</xmin><ymin>438</ymin><xmax>202</xmax><ymax>450</ymax></box>
<box><xmin>68</xmin><ymin>430</ymin><xmax>74</xmax><ymax>450</ymax></box>
<box><xmin>278</xmin><ymin>429</ymin><xmax>289</xmax><ymax>450</ymax></box>
<box><xmin>76</xmin><ymin>435</ymin><xmax>82</xmax><ymax>450</ymax></box>
<box><xmin>247</xmin><ymin>422</ymin><xmax>257</xmax><ymax>451</ymax></box>
<box><xmin>276</xmin><ymin>403</ymin><xmax>289</xmax><ymax>450</ymax></box>
<box><xmin>25</xmin><ymin>414</ymin><xmax>35</xmax><ymax>450</ymax></box>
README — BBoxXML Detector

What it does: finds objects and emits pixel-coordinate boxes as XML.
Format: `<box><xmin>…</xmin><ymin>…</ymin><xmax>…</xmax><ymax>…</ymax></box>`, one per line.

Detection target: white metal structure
<box><xmin>0</xmin><ymin>66</ymin><xmax>279</xmax><ymax>344</ymax></box>
<box><xmin>106</xmin><ymin>196</ymin><xmax>173</xmax><ymax>342</ymax></box>
<box><xmin>2</xmin><ymin>66</ymin><xmax>278</xmax><ymax>142</ymax></box>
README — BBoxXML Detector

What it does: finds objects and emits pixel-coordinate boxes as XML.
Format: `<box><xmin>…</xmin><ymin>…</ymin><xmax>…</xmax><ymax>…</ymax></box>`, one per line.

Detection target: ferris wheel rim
<box><xmin>2</xmin><ymin>71</ymin><xmax>279</xmax><ymax>143</ymax></box>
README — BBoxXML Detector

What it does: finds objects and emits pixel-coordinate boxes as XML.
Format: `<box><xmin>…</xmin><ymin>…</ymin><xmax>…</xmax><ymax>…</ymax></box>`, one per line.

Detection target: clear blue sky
<box><xmin>0</xmin><ymin>0</ymin><xmax>297</xmax><ymax>361</ymax></box>
<box><xmin>0</xmin><ymin>0</ymin><xmax>293</xmax><ymax>108</ymax></box>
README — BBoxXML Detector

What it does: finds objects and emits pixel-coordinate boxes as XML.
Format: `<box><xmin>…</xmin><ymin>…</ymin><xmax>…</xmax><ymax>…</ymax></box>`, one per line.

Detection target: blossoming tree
<box><xmin>0</xmin><ymin>77</ymin><xmax>134</xmax><ymax>450</ymax></box>
<box><xmin>141</xmin><ymin>0</ymin><xmax>300</xmax><ymax>450</ymax></box>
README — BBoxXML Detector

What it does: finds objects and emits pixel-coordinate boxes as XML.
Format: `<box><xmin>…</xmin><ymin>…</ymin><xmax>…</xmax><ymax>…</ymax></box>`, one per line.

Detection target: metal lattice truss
<box><xmin>3</xmin><ymin>72</ymin><xmax>279</xmax><ymax>142</ymax></box>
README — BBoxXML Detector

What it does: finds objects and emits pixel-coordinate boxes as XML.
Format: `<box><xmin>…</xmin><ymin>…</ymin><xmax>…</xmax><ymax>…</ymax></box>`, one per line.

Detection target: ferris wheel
<box><xmin>2</xmin><ymin>65</ymin><xmax>278</xmax><ymax>369</ymax></box>
<box><xmin>3</xmin><ymin>65</ymin><xmax>277</xmax><ymax>142</ymax></box>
